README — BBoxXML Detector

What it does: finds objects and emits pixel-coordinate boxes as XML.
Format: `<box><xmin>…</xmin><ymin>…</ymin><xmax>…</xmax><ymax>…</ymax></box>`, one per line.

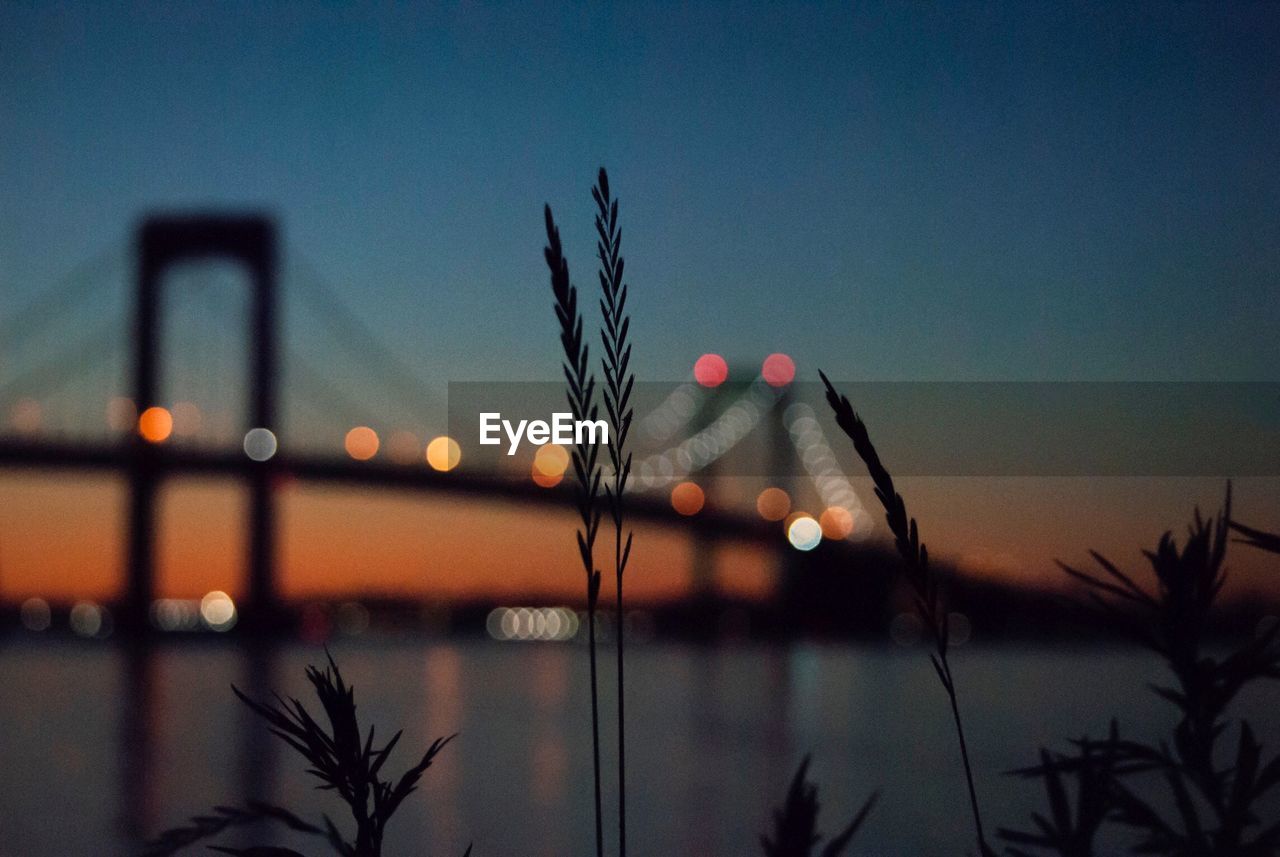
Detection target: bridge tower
<box><xmin>125</xmin><ymin>215</ymin><xmax>279</xmax><ymax>632</ymax></box>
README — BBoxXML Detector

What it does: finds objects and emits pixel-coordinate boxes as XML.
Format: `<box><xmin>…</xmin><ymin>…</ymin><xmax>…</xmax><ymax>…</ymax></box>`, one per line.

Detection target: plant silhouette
<box><xmin>760</xmin><ymin>756</ymin><xmax>878</xmax><ymax>857</ymax></box>
<box><xmin>543</xmin><ymin>194</ymin><xmax>606</xmax><ymax>857</ymax></box>
<box><xmin>819</xmin><ymin>371</ymin><xmax>994</xmax><ymax>856</ymax></box>
<box><xmin>1003</xmin><ymin>488</ymin><xmax>1280</xmax><ymax>856</ymax></box>
<box><xmin>594</xmin><ymin>166</ymin><xmax>636</xmax><ymax>857</ymax></box>
<box><xmin>143</xmin><ymin>651</ymin><xmax>469</xmax><ymax>857</ymax></box>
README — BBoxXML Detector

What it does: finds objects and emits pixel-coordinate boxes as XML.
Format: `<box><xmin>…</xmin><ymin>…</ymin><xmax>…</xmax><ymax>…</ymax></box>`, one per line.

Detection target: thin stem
<box><xmin>820</xmin><ymin>371</ymin><xmax>990</xmax><ymax>855</ymax></box>
<box><xmin>588</xmin><ymin>602</ymin><xmax>604</xmax><ymax>857</ymax></box>
<box><xmin>595</xmin><ymin>167</ymin><xmax>633</xmax><ymax>857</ymax></box>
<box><xmin>941</xmin><ymin>653</ymin><xmax>986</xmax><ymax>848</ymax></box>
<box><xmin>544</xmin><ymin>204</ymin><xmax>605</xmax><ymax>857</ymax></box>
<box><xmin>615</xmin><ymin>529</ymin><xmax>626</xmax><ymax>857</ymax></box>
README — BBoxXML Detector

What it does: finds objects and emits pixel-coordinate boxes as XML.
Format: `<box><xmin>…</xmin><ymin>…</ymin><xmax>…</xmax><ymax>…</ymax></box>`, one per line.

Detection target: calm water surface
<box><xmin>1</xmin><ymin>638</ymin><xmax>1277</xmax><ymax>856</ymax></box>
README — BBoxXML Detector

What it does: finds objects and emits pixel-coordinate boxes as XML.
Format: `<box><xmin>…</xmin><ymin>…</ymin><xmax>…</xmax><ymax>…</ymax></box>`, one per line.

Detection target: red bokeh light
<box><xmin>693</xmin><ymin>353</ymin><xmax>729</xmax><ymax>387</ymax></box>
<box><xmin>761</xmin><ymin>353</ymin><xmax>795</xmax><ymax>387</ymax></box>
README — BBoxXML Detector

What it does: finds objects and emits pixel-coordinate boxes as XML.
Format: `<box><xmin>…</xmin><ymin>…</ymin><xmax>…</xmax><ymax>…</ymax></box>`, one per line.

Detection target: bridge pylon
<box><xmin>124</xmin><ymin>214</ymin><xmax>279</xmax><ymax>633</ymax></box>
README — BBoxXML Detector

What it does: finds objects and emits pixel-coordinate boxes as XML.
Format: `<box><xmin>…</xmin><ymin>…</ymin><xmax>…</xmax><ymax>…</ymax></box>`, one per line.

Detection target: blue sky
<box><xmin>2</xmin><ymin>1</ymin><xmax>1279</xmax><ymax>391</ymax></box>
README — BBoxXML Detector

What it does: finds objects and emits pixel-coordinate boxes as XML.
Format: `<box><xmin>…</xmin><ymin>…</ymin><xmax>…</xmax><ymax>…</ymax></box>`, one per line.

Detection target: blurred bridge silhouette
<box><xmin>0</xmin><ymin>213</ymin><xmax>869</xmax><ymax>632</ymax></box>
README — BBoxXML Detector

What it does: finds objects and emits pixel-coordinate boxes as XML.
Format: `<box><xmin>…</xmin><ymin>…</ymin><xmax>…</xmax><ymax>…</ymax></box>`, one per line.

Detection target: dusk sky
<box><xmin>2</xmin><ymin>2</ymin><xmax>1279</xmax><ymax>601</ymax></box>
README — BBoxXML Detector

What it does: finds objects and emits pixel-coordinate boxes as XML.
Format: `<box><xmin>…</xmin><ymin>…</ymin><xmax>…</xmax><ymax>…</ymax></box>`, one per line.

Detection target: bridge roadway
<box><xmin>0</xmin><ymin>436</ymin><xmax>780</xmax><ymax>543</ymax></box>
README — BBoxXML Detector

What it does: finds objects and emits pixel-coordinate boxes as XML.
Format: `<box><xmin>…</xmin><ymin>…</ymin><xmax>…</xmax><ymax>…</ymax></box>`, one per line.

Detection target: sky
<box><xmin>2</xmin><ymin>2</ymin><xmax>1279</xmax><ymax>602</ymax></box>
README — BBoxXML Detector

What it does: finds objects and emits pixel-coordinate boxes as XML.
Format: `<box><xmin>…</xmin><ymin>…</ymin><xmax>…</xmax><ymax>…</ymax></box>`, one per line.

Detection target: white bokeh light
<box><xmin>200</xmin><ymin>591</ymin><xmax>237</xmax><ymax>631</ymax></box>
<box><xmin>787</xmin><ymin>516</ymin><xmax>823</xmax><ymax>551</ymax></box>
<box><xmin>243</xmin><ymin>427</ymin><xmax>278</xmax><ymax>461</ymax></box>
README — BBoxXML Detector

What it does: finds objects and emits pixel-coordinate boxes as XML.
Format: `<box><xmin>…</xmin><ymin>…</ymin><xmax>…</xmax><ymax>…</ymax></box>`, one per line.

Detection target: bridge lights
<box><xmin>756</xmin><ymin>487</ymin><xmax>791</xmax><ymax>521</ymax></box>
<box><xmin>670</xmin><ymin>481</ymin><xmax>705</xmax><ymax>515</ymax></box>
<box><xmin>171</xmin><ymin>401</ymin><xmax>202</xmax><ymax>437</ymax></box>
<box><xmin>20</xmin><ymin>597</ymin><xmax>51</xmax><ymax>632</ymax></box>
<box><xmin>387</xmin><ymin>430</ymin><xmax>420</xmax><ymax>464</ymax></box>
<box><xmin>532</xmin><ymin>443</ymin><xmax>569</xmax><ymax>487</ymax></box>
<box><xmin>199</xmin><ymin>590</ymin><xmax>237</xmax><ymax>632</ymax></box>
<box><xmin>138</xmin><ymin>406</ymin><xmax>173</xmax><ymax>442</ymax></box>
<box><xmin>106</xmin><ymin>397</ymin><xmax>137</xmax><ymax>432</ymax></box>
<box><xmin>693</xmin><ymin>353</ymin><xmax>729</xmax><ymax>387</ymax></box>
<box><xmin>787</xmin><ymin>514</ymin><xmax>822</xmax><ymax>551</ymax></box>
<box><xmin>819</xmin><ymin>506</ymin><xmax>855</xmax><ymax>540</ymax></box>
<box><xmin>243</xmin><ymin>427</ymin><xmax>278</xmax><ymax>461</ymax></box>
<box><xmin>344</xmin><ymin>426</ymin><xmax>379</xmax><ymax>460</ymax></box>
<box><xmin>425</xmin><ymin>435</ymin><xmax>461</xmax><ymax>471</ymax></box>
<box><xmin>762</xmin><ymin>352</ymin><xmax>796</xmax><ymax>387</ymax></box>
<box><xmin>70</xmin><ymin>600</ymin><xmax>109</xmax><ymax>637</ymax></box>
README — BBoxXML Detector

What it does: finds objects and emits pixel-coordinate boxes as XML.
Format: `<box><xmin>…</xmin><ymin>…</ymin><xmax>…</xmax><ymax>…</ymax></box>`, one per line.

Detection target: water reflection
<box><xmin>2</xmin><ymin>640</ymin><xmax>1276</xmax><ymax>856</ymax></box>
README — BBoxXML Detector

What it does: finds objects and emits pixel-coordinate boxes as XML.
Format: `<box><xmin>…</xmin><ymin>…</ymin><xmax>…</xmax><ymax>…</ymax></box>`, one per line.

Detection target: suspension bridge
<box><xmin>0</xmin><ymin>213</ymin><xmax>871</xmax><ymax>633</ymax></box>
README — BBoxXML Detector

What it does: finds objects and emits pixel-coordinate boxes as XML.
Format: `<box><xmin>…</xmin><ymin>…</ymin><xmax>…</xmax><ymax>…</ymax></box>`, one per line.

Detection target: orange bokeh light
<box><xmin>756</xmin><ymin>487</ymin><xmax>791</xmax><ymax>521</ymax></box>
<box><xmin>693</xmin><ymin>353</ymin><xmax>729</xmax><ymax>388</ymax></box>
<box><xmin>138</xmin><ymin>406</ymin><xmax>173</xmax><ymax>443</ymax></box>
<box><xmin>531</xmin><ymin>467</ymin><xmax>564</xmax><ymax>488</ymax></box>
<box><xmin>819</xmin><ymin>506</ymin><xmax>854</xmax><ymax>539</ymax></box>
<box><xmin>670</xmin><ymin>481</ymin><xmax>706</xmax><ymax>516</ymax></box>
<box><xmin>345</xmin><ymin>426</ymin><xmax>380</xmax><ymax>460</ymax></box>
<box><xmin>426</xmin><ymin>436</ymin><xmax>461</xmax><ymax>471</ymax></box>
<box><xmin>387</xmin><ymin>430</ymin><xmax>420</xmax><ymax>463</ymax></box>
<box><xmin>533</xmin><ymin>443</ymin><xmax>571</xmax><ymax>477</ymax></box>
<box><xmin>762</xmin><ymin>353</ymin><xmax>796</xmax><ymax>387</ymax></box>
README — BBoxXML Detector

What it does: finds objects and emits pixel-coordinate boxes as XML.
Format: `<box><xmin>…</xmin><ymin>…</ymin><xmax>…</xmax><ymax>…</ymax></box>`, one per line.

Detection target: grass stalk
<box><xmin>819</xmin><ymin>371</ymin><xmax>992</xmax><ymax>856</ymax></box>
<box><xmin>543</xmin><ymin>204</ymin><xmax>606</xmax><ymax>857</ymax></box>
<box><xmin>594</xmin><ymin>167</ymin><xmax>636</xmax><ymax>857</ymax></box>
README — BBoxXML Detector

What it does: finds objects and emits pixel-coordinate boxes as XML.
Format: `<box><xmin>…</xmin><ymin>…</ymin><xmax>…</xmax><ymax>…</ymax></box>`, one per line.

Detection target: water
<box><xmin>1</xmin><ymin>638</ymin><xmax>1276</xmax><ymax>856</ymax></box>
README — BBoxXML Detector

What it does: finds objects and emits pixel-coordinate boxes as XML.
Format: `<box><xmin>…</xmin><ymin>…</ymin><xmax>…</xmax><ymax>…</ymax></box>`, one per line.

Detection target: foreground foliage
<box><xmin>144</xmin><ymin>652</ymin><xmax>468</xmax><ymax>857</ymax></box>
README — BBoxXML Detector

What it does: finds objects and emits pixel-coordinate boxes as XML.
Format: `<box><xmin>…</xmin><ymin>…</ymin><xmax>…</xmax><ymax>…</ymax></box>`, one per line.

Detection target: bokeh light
<box><xmin>532</xmin><ymin>443</ymin><xmax>570</xmax><ymax>487</ymax></box>
<box><xmin>787</xmin><ymin>515</ymin><xmax>822</xmax><ymax>551</ymax></box>
<box><xmin>243</xmin><ymin>427</ymin><xmax>278</xmax><ymax>461</ymax></box>
<box><xmin>106</xmin><ymin>397</ymin><xmax>136</xmax><ymax>432</ymax></box>
<box><xmin>11</xmin><ymin>398</ymin><xmax>43</xmax><ymax>434</ymax></box>
<box><xmin>486</xmin><ymin>606</ymin><xmax>580</xmax><ymax>642</ymax></box>
<box><xmin>762</xmin><ymin>353</ymin><xmax>796</xmax><ymax>387</ymax></box>
<box><xmin>819</xmin><ymin>506</ymin><xmax>854</xmax><ymax>539</ymax></box>
<box><xmin>345</xmin><ymin>426</ymin><xmax>379</xmax><ymax>460</ymax></box>
<box><xmin>532</xmin><ymin>466</ymin><xmax>563</xmax><ymax>488</ymax></box>
<box><xmin>671</xmin><ymin>481</ymin><xmax>705</xmax><ymax>515</ymax></box>
<box><xmin>693</xmin><ymin>353</ymin><xmax>729</xmax><ymax>388</ymax></box>
<box><xmin>20</xmin><ymin>597</ymin><xmax>51</xmax><ymax>632</ymax></box>
<box><xmin>387</xmin><ymin>430</ymin><xmax>420</xmax><ymax>464</ymax></box>
<box><xmin>756</xmin><ymin>487</ymin><xmax>791</xmax><ymax>521</ymax></box>
<box><xmin>426</xmin><ymin>435</ymin><xmax>461</xmax><ymax>471</ymax></box>
<box><xmin>171</xmin><ymin>401</ymin><xmax>202</xmax><ymax>437</ymax></box>
<box><xmin>138</xmin><ymin>406</ymin><xmax>173</xmax><ymax>443</ymax></box>
<box><xmin>533</xmin><ymin>443</ymin><xmax>571</xmax><ymax>477</ymax></box>
<box><xmin>70</xmin><ymin>601</ymin><xmax>106</xmax><ymax>637</ymax></box>
<box><xmin>199</xmin><ymin>591</ymin><xmax>237</xmax><ymax>631</ymax></box>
